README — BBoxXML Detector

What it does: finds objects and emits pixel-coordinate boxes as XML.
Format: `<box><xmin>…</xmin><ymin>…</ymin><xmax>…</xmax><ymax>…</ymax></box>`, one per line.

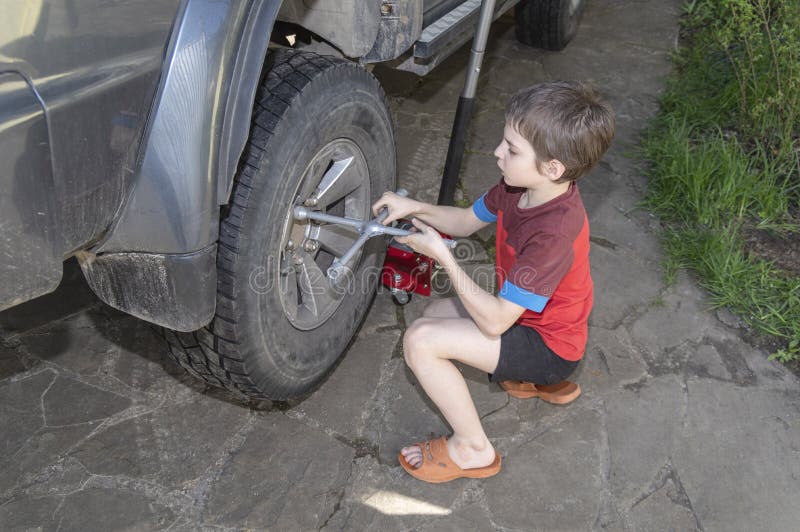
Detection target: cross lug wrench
<box><xmin>292</xmin><ymin>189</ymin><xmax>457</xmax><ymax>285</ymax></box>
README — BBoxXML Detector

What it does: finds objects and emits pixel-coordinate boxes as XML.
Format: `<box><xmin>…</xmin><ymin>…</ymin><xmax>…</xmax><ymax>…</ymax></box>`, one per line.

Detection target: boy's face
<box><xmin>493</xmin><ymin>123</ymin><xmax>562</xmax><ymax>189</ymax></box>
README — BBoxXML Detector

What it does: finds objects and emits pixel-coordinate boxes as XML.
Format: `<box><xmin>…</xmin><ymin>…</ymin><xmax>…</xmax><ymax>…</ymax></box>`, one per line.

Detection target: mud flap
<box><xmin>77</xmin><ymin>245</ymin><xmax>216</xmax><ymax>331</ymax></box>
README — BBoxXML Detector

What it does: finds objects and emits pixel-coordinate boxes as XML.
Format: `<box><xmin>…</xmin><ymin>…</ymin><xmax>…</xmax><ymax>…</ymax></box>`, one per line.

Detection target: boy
<box><xmin>372</xmin><ymin>81</ymin><xmax>614</xmax><ymax>483</ymax></box>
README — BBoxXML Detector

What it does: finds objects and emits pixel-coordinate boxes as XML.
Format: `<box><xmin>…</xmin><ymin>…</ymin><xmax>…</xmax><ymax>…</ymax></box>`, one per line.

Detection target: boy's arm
<box><xmin>437</xmin><ymin>247</ymin><xmax>525</xmax><ymax>337</ymax></box>
<box><xmin>398</xmin><ymin>219</ymin><xmax>525</xmax><ymax>338</ymax></box>
<box><xmin>371</xmin><ymin>192</ymin><xmax>489</xmax><ymax>237</ymax></box>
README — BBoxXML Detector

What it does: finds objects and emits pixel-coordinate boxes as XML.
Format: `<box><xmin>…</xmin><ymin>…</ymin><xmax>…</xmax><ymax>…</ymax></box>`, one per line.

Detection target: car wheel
<box><xmin>163</xmin><ymin>50</ymin><xmax>395</xmax><ymax>400</ymax></box>
<box><xmin>515</xmin><ymin>0</ymin><xmax>585</xmax><ymax>51</ymax></box>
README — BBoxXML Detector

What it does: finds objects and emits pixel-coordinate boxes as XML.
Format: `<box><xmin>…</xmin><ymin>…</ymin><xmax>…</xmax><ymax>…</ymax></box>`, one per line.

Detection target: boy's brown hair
<box><xmin>506</xmin><ymin>81</ymin><xmax>615</xmax><ymax>183</ymax></box>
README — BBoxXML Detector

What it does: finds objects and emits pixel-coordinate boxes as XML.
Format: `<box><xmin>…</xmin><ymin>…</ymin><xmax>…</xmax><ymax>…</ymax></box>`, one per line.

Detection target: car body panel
<box><xmin>0</xmin><ymin>72</ymin><xmax>61</xmax><ymax>310</ymax></box>
<box><xmin>361</xmin><ymin>0</ymin><xmax>424</xmax><ymax>64</ymax></box>
<box><xmin>0</xmin><ymin>0</ymin><xmax>181</xmax><ymax>255</ymax></box>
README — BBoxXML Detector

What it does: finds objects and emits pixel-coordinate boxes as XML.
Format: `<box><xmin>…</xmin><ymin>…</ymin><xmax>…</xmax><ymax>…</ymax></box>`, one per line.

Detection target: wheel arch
<box><xmin>96</xmin><ymin>0</ymin><xmax>283</xmax><ymax>256</ymax></box>
<box><xmin>217</xmin><ymin>0</ymin><xmax>284</xmax><ymax>208</ymax></box>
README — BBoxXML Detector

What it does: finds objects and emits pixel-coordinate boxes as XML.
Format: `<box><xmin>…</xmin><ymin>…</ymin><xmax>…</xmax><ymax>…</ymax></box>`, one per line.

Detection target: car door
<box><xmin>0</xmin><ymin>0</ymin><xmax>181</xmax><ymax>308</ymax></box>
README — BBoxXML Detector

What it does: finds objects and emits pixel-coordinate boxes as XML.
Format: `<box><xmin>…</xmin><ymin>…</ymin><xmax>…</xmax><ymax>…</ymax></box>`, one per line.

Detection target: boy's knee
<box><xmin>403</xmin><ymin>319</ymin><xmax>436</xmax><ymax>369</ymax></box>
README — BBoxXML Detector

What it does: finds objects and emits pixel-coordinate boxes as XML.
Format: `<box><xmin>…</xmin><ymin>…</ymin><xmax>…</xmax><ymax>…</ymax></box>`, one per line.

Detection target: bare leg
<box><xmin>422</xmin><ymin>297</ymin><xmax>469</xmax><ymax>319</ymax></box>
<box><xmin>400</xmin><ymin>316</ymin><xmax>501</xmax><ymax>470</ymax></box>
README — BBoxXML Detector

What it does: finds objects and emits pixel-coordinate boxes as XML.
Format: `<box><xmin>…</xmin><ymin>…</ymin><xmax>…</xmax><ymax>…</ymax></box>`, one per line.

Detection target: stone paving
<box><xmin>2</xmin><ymin>1</ymin><xmax>800</xmax><ymax>530</ymax></box>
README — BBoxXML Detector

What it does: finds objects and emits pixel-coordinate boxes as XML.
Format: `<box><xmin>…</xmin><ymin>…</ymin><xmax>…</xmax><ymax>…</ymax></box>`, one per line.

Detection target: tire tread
<box><xmin>515</xmin><ymin>0</ymin><xmax>578</xmax><ymax>50</ymax></box>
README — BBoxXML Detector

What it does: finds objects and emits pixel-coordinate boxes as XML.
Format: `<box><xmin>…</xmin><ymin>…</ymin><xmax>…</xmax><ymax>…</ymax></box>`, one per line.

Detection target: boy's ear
<box><xmin>547</xmin><ymin>159</ymin><xmax>567</xmax><ymax>182</ymax></box>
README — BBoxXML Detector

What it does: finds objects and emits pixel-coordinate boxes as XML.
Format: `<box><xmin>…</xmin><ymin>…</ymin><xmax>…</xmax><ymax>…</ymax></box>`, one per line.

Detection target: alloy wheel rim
<box><xmin>277</xmin><ymin>139</ymin><xmax>371</xmax><ymax>330</ymax></box>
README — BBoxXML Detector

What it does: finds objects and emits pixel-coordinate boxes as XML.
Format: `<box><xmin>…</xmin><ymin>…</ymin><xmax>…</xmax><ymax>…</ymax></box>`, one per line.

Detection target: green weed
<box><xmin>641</xmin><ymin>0</ymin><xmax>800</xmax><ymax>361</ymax></box>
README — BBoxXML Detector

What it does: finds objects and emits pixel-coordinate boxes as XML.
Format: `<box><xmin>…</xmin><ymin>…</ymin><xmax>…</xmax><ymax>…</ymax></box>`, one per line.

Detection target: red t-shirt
<box><xmin>472</xmin><ymin>180</ymin><xmax>592</xmax><ymax>361</ymax></box>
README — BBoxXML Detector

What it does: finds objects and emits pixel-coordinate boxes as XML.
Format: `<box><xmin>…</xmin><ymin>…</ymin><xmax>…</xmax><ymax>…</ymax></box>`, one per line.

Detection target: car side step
<box><xmin>394</xmin><ymin>0</ymin><xmax>518</xmax><ymax>75</ymax></box>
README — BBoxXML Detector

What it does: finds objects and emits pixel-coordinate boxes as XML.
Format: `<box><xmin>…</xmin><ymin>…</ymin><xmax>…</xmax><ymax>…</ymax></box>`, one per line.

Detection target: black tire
<box><xmin>163</xmin><ymin>50</ymin><xmax>395</xmax><ymax>400</ymax></box>
<box><xmin>515</xmin><ymin>0</ymin><xmax>585</xmax><ymax>51</ymax></box>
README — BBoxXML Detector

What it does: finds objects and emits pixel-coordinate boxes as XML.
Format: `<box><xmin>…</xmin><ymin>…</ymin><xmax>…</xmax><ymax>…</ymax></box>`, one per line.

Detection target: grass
<box><xmin>641</xmin><ymin>0</ymin><xmax>800</xmax><ymax>362</ymax></box>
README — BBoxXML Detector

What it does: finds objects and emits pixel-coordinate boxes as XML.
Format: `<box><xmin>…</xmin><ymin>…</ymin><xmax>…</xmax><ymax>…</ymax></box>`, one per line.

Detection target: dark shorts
<box><xmin>489</xmin><ymin>324</ymin><xmax>580</xmax><ymax>385</ymax></box>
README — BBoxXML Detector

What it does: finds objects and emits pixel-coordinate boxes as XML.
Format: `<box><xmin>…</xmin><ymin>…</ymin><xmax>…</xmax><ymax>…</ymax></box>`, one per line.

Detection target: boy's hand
<box><xmin>396</xmin><ymin>218</ymin><xmax>449</xmax><ymax>262</ymax></box>
<box><xmin>371</xmin><ymin>191</ymin><xmax>423</xmax><ymax>225</ymax></box>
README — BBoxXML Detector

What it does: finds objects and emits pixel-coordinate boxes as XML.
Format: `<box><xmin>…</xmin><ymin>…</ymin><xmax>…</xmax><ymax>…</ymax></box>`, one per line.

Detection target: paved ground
<box><xmin>2</xmin><ymin>1</ymin><xmax>799</xmax><ymax>530</ymax></box>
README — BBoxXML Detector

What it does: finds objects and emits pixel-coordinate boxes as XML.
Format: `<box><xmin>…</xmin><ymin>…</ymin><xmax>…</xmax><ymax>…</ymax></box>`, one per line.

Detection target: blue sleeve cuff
<box><xmin>472</xmin><ymin>194</ymin><xmax>497</xmax><ymax>223</ymax></box>
<box><xmin>499</xmin><ymin>280</ymin><xmax>549</xmax><ymax>313</ymax></box>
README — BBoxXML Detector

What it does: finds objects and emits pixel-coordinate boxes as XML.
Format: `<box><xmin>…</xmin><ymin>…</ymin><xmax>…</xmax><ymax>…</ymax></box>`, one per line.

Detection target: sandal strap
<box><xmin>423</xmin><ymin>436</ymin><xmax>458</xmax><ymax>469</ymax></box>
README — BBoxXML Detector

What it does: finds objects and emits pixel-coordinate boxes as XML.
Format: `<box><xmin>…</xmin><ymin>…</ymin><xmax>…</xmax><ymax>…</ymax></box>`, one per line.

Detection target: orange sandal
<box><xmin>398</xmin><ymin>436</ymin><xmax>502</xmax><ymax>483</ymax></box>
<box><xmin>499</xmin><ymin>380</ymin><xmax>581</xmax><ymax>404</ymax></box>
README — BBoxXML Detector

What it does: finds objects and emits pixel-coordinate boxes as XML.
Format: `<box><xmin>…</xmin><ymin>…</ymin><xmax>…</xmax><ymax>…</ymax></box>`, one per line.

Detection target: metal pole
<box><xmin>437</xmin><ymin>0</ymin><xmax>497</xmax><ymax>206</ymax></box>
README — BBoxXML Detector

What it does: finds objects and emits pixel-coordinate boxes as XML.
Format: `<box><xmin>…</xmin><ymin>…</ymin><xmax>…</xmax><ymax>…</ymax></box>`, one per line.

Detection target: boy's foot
<box><xmin>398</xmin><ymin>436</ymin><xmax>501</xmax><ymax>483</ymax></box>
<box><xmin>499</xmin><ymin>380</ymin><xmax>581</xmax><ymax>404</ymax></box>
